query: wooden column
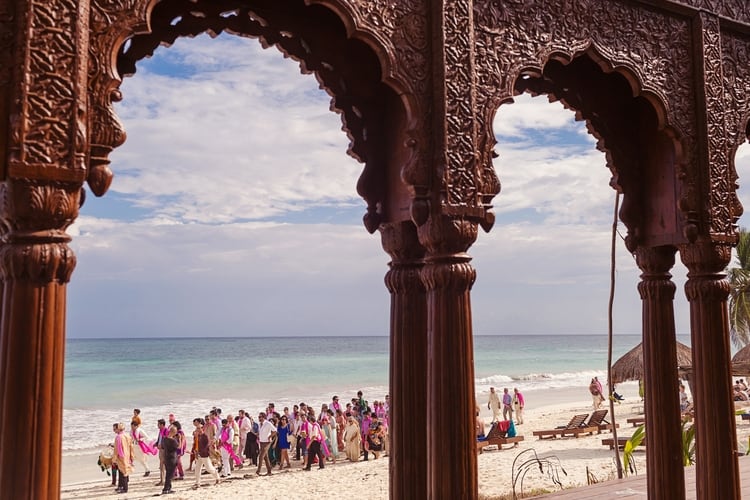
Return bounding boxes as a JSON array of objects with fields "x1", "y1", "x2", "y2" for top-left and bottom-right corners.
[
  {"x1": 681, "y1": 242, "x2": 740, "y2": 500},
  {"x1": 419, "y1": 215, "x2": 478, "y2": 499},
  {"x1": 635, "y1": 246, "x2": 685, "y2": 499},
  {"x1": 381, "y1": 221, "x2": 427, "y2": 500},
  {"x1": 0, "y1": 0, "x2": 88, "y2": 498},
  {"x1": 0, "y1": 183, "x2": 79, "y2": 499}
]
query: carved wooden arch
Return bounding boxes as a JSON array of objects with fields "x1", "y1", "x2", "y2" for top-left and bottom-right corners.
[
  {"x1": 87, "y1": 0, "x2": 429, "y2": 232},
  {"x1": 486, "y1": 47, "x2": 686, "y2": 250},
  {"x1": 473, "y1": 1, "x2": 699, "y2": 248}
]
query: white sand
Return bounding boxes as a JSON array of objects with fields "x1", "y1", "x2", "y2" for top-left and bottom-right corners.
[{"x1": 61, "y1": 382, "x2": 721, "y2": 499}]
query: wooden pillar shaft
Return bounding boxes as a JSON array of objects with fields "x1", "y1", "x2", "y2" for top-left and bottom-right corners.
[
  {"x1": 0, "y1": 224, "x2": 76, "y2": 499},
  {"x1": 636, "y1": 246, "x2": 685, "y2": 499},
  {"x1": 419, "y1": 216, "x2": 478, "y2": 500},
  {"x1": 681, "y1": 243, "x2": 740, "y2": 500},
  {"x1": 381, "y1": 221, "x2": 427, "y2": 500}
]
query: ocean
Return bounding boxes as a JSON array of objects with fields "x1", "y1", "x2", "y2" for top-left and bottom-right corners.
[{"x1": 63, "y1": 334, "x2": 687, "y2": 453}]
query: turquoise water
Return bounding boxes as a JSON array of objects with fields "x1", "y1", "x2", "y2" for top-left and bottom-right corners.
[{"x1": 63, "y1": 334, "x2": 687, "y2": 451}]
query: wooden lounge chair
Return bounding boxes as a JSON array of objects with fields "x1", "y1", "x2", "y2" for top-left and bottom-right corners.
[
  {"x1": 602, "y1": 436, "x2": 646, "y2": 450},
  {"x1": 476, "y1": 421, "x2": 525, "y2": 453},
  {"x1": 627, "y1": 416, "x2": 646, "y2": 427},
  {"x1": 585, "y1": 409, "x2": 618, "y2": 434},
  {"x1": 532, "y1": 413, "x2": 591, "y2": 439}
]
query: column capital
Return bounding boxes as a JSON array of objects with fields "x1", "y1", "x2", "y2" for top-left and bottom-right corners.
[
  {"x1": 679, "y1": 241, "x2": 732, "y2": 275},
  {"x1": 0, "y1": 179, "x2": 79, "y2": 283},
  {"x1": 380, "y1": 221, "x2": 426, "y2": 295},
  {"x1": 636, "y1": 246, "x2": 677, "y2": 301},
  {"x1": 417, "y1": 215, "x2": 477, "y2": 292},
  {"x1": 680, "y1": 241, "x2": 731, "y2": 301}
]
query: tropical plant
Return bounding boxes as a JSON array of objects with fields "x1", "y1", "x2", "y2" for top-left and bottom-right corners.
[
  {"x1": 728, "y1": 228, "x2": 750, "y2": 349},
  {"x1": 681, "y1": 420, "x2": 696, "y2": 466},
  {"x1": 622, "y1": 424, "x2": 645, "y2": 476}
]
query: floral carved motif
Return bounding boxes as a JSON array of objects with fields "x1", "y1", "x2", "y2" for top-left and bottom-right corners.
[
  {"x1": 473, "y1": 0, "x2": 697, "y2": 242},
  {"x1": 87, "y1": 0, "x2": 145, "y2": 196},
  {"x1": 694, "y1": 12, "x2": 736, "y2": 242},
  {"x1": 9, "y1": 0, "x2": 88, "y2": 178},
  {"x1": 0, "y1": 0, "x2": 85, "y2": 285},
  {"x1": 326, "y1": 0, "x2": 431, "y2": 210},
  {"x1": 720, "y1": 30, "x2": 750, "y2": 240}
]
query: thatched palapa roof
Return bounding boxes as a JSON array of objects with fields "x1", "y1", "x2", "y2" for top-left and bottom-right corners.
[{"x1": 611, "y1": 341, "x2": 693, "y2": 385}]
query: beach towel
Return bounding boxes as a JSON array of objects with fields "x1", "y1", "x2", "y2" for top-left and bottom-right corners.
[{"x1": 507, "y1": 420, "x2": 517, "y2": 438}]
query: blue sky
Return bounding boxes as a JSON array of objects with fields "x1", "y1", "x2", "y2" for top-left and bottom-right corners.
[{"x1": 66, "y1": 34, "x2": 750, "y2": 338}]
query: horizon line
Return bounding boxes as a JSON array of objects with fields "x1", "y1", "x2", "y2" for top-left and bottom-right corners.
[{"x1": 66, "y1": 332, "x2": 669, "y2": 340}]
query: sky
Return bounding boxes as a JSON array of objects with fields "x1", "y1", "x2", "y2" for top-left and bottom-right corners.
[{"x1": 66, "y1": 33, "x2": 750, "y2": 339}]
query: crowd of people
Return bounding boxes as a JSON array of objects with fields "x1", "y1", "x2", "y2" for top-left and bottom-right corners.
[
  {"x1": 105, "y1": 391, "x2": 389, "y2": 495},
  {"x1": 486, "y1": 387, "x2": 524, "y2": 425}
]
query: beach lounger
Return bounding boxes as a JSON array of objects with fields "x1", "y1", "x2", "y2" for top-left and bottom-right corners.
[
  {"x1": 585, "y1": 409, "x2": 618, "y2": 434},
  {"x1": 602, "y1": 436, "x2": 646, "y2": 450},
  {"x1": 532, "y1": 413, "x2": 591, "y2": 439},
  {"x1": 627, "y1": 416, "x2": 646, "y2": 427},
  {"x1": 476, "y1": 421, "x2": 525, "y2": 453}
]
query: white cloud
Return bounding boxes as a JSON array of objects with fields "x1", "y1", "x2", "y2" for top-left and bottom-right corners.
[{"x1": 105, "y1": 34, "x2": 362, "y2": 224}]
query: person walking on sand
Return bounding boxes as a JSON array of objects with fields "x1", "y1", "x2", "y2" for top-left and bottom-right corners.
[
  {"x1": 161, "y1": 424, "x2": 179, "y2": 495},
  {"x1": 130, "y1": 421, "x2": 156, "y2": 477},
  {"x1": 192, "y1": 418, "x2": 220, "y2": 490},
  {"x1": 304, "y1": 414, "x2": 326, "y2": 470},
  {"x1": 112, "y1": 422, "x2": 135, "y2": 494},
  {"x1": 589, "y1": 378, "x2": 604, "y2": 409},
  {"x1": 512, "y1": 388, "x2": 525, "y2": 425},
  {"x1": 342, "y1": 415, "x2": 361, "y2": 462},
  {"x1": 487, "y1": 387, "x2": 502, "y2": 422},
  {"x1": 238, "y1": 410, "x2": 251, "y2": 461},
  {"x1": 256, "y1": 412, "x2": 276, "y2": 476},
  {"x1": 219, "y1": 418, "x2": 243, "y2": 477},
  {"x1": 154, "y1": 418, "x2": 168, "y2": 486},
  {"x1": 502, "y1": 387, "x2": 513, "y2": 421}
]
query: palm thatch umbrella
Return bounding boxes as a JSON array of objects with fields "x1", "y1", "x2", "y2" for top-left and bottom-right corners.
[
  {"x1": 611, "y1": 341, "x2": 693, "y2": 385},
  {"x1": 731, "y1": 344, "x2": 750, "y2": 375}
]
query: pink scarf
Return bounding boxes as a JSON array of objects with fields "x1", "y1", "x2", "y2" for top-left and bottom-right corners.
[
  {"x1": 220, "y1": 427, "x2": 242, "y2": 466},
  {"x1": 131, "y1": 429, "x2": 158, "y2": 456}
]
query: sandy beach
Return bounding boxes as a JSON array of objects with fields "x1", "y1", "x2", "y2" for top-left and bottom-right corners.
[{"x1": 60, "y1": 382, "x2": 677, "y2": 499}]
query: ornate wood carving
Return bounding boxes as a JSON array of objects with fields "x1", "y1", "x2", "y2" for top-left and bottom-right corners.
[
  {"x1": 692, "y1": 12, "x2": 737, "y2": 243},
  {"x1": 0, "y1": 0, "x2": 16, "y2": 180},
  {"x1": 719, "y1": 30, "x2": 750, "y2": 236},
  {"x1": 317, "y1": 0, "x2": 431, "y2": 229},
  {"x1": 473, "y1": 0, "x2": 697, "y2": 246},
  {"x1": 8, "y1": 0, "x2": 88, "y2": 184},
  {"x1": 87, "y1": 0, "x2": 430, "y2": 231}
]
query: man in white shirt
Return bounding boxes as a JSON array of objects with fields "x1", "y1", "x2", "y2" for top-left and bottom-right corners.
[
  {"x1": 256, "y1": 413, "x2": 276, "y2": 476},
  {"x1": 487, "y1": 387, "x2": 501, "y2": 422},
  {"x1": 237, "y1": 410, "x2": 252, "y2": 461}
]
